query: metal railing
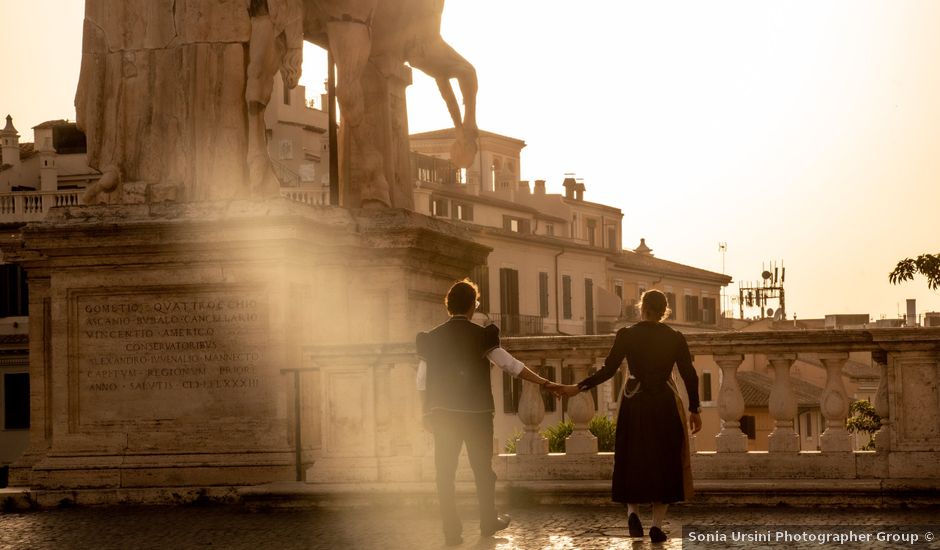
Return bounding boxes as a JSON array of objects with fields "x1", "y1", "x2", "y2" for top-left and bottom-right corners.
[{"x1": 485, "y1": 312, "x2": 545, "y2": 336}]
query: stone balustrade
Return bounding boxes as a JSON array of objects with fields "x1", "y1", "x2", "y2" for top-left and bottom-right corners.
[
  {"x1": 299, "y1": 328, "x2": 940, "y2": 501},
  {"x1": 280, "y1": 187, "x2": 329, "y2": 206},
  {"x1": 0, "y1": 190, "x2": 82, "y2": 221},
  {"x1": 0, "y1": 187, "x2": 325, "y2": 224}
]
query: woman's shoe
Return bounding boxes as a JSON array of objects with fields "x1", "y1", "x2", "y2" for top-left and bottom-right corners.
[
  {"x1": 627, "y1": 513, "x2": 643, "y2": 537},
  {"x1": 649, "y1": 526, "x2": 667, "y2": 543}
]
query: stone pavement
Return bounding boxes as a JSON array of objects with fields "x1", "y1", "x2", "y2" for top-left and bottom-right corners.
[{"x1": 1, "y1": 503, "x2": 938, "y2": 550}]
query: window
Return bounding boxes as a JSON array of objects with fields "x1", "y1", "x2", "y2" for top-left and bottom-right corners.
[
  {"x1": 499, "y1": 268, "x2": 520, "y2": 334},
  {"x1": 562, "y1": 275, "x2": 572, "y2": 319},
  {"x1": 584, "y1": 278, "x2": 595, "y2": 334},
  {"x1": 804, "y1": 413, "x2": 813, "y2": 437},
  {"x1": 502, "y1": 371, "x2": 522, "y2": 413},
  {"x1": 4, "y1": 373, "x2": 29, "y2": 430},
  {"x1": 701, "y1": 372, "x2": 712, "y2": 402},
  {"x1": 684, "y1": 295, "x2": 700, "y2": 323},
  {"x1": 0, "y1": 264, "x2": 29, "y2": 317},
  {"x1": 472, "y1": 265, "x2": 490, "y2": 314},
  {"x1": 607, "y1": 227, "x2": 617, "y2": 251},
  {"x1": 741, "y1": 415, "x2": 756, "y2": 439},
  {"x1": 431, "y1": 198, "x2": 449, "y2": 217},
  {"x1": 587, "y1": 219, "x2": 597, "y2": 246},
  {"x1": 279, "y1": 139, "x2": 293, "y2": 160},
  {"x1": 538, "y1": 272, "x2": 549, "y2": 317},
  {"x1": 540, "y1": 365, "x2": 557, "y2": 412},
  {"x1": 666, "y1": 292, "x2": 677, "y2": 321},
  {"x1": 502, "y1": 216, "x2": 530, "y2": 234},
  {"x1": 702, "y1": 297, "x2": 717, "y2": 324},
  {"x1": 545, "y1": 224, "x2": 554, "y2": 236},
  {"x1": 453, "y1": 203, "x2": 473, "y2": 221},
  {"x1": 614, "y1": 283, "x2": 624, "y2": 317}
]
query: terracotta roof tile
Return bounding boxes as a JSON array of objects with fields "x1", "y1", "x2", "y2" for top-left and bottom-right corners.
[{"x1": 738, "y1": 370, "x2": 823, "y2": 408}]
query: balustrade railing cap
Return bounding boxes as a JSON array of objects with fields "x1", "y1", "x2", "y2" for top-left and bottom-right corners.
[{"x1": 501, "y1": 328, "x2": 940, "y2": 355}]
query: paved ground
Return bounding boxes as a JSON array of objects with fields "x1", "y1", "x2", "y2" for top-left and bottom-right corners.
[
  {"x1": 1, "y1": 504, "x2": 938, "y2": 550},
  {"x1": 0, "y1": 506, "x2": 940, "y2": 550}
]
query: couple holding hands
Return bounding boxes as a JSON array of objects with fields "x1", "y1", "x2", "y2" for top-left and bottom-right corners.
[{"x1": 416, "y1": 279, "x2": 702, "y2": 546}]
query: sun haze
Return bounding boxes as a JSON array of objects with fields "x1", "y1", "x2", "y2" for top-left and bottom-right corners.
[{"x1": 3, "y1": 0, "x2": 938, "y2": 319}]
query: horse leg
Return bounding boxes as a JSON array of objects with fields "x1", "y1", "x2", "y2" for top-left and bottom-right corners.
[
  {"x1": 326, "y1": 20, "x2": 391, "y2": 208},
  {"x1": 411, "y1": 39, "x2": 479, "y2": 167},
  {"x1": 245, "y1": 13, "x2": 282, "y2": 198}
]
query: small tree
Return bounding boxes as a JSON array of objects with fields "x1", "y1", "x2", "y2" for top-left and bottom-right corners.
[
  {"x1": 889, "y1": 253, "x2": 940, "y2": 290},
  {"x1": 503, "y1": 429, "x2": 523, "y2": 454},
  {"x1": 589, "y1": 415, "x2": 617, "y2": 452},
  {"x1": 845, "y1": 399, "x2": 882, "y2": 451},
  {"x1": 541, "y1": 420, "x2": 573, "y2": 453},
  {"x1": 538, "y1": 416, "x2": 617, "y2": 453}
]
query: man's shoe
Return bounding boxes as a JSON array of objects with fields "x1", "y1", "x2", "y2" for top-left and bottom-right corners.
[
  {"x1": 444, "y1": 534, "x2": 463, "y2": 546},
  {"x1": 480, "y1": 514, "x2": 511, "y2": 537},
  {"x1": 649, "y1": 526, "x2": 667, "y2": 543},
  {"x1": 627, "y1": 512, "x2": 643, "y2": 537}
]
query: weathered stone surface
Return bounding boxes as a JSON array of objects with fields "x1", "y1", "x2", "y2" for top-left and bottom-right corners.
[
  {"x1": 5, "y1": 200, "x2": 489, "y2": 490},
  {"x1": 77, "y1": 2, "x2": 253, "y2": 203}
]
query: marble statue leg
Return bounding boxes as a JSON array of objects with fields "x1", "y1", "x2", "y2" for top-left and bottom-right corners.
[
  {"x1": 326, "y1": 20, "x2": 392, "y2": 209},
  {"x1": 246, "y1": 14, "x2": 283, "y2": 199}
]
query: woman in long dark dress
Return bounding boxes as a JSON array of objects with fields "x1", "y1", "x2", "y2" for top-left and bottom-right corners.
[{"x1": 559, "y1": 289, "x2": 702, "y2": 543}]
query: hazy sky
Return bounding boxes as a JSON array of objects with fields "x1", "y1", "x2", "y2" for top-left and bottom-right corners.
[{"x1": 2, "y1": 1, "x2": 938, "y2": 320}]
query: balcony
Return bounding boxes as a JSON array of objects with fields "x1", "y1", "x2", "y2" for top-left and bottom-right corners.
[
  {"x1": 298, "y1": 327, "x2": 940, "y2": 505},
  {"x1": 485, "y1": 312, "x2": 545, "y2": 336}
]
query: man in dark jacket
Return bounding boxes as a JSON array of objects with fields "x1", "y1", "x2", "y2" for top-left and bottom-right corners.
[{"x1": 417, "y1": 279, "x2": 556, "y2": 546}]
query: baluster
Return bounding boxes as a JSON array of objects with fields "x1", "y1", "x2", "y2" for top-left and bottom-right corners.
[
  {"x1": 818, "y1": 352, "x2": 852, "y2": 452},
  {"x1": 767, "y1": 353, "x2": 800, "y2": 452},
  {"x1": 714, "y1": 354, "x2": 747, "y2": 452},
  {"x1": 515, "y1": 358, "x2": 548, "y2": 455},
  {"x1": 871, "y1": 350, "x2": 892, "y2": 451},
  {"x1": 565, "y1": 359, "x2": 598, "y2": 454}
]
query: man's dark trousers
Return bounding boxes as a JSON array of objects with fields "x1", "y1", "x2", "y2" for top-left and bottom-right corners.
[{"x1": 432, "y1": 410, "x2": 497, "y2": 538}]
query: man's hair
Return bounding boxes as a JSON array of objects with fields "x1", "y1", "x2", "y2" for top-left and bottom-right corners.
[
  {"x1": 639, "y1": 289, "x2": 671, "y2": 321},
  {"x1": 446, "y1": 278, "x2": 479, "y2": 315}
]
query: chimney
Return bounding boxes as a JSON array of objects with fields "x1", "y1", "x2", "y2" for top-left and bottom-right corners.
[
  {"x1": 563, "y1": 177, "x2": 576, "y2": 199},
  {"x1": 1, "y1": 115, "x2": 20, "y2": 167},
  {"x1": 518, "y1": 180, "x2": 530, "y2": 195},
  {"x1": 534, "y1": 180, "x2": 546, "y2": 195},
  {"x1": 906, "y1": 299, "x2": 917, "y2": 327},
  {"x1": 634, "y1": 238, "x2": 653, "y2": 256},
  {"x1": 575, "y1": 180, "x2": 586, "y2": 201}
]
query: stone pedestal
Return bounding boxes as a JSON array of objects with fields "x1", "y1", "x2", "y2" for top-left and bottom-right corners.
[
  {"x1": 767, "y1": 353, "x2": 800, "y2": 453},
  {"x1": 5, "y1": 199, "x2": 488, "y2": 489},
  {"x1": 565, "y1": 361, "x2": 598, "y2": 454}
]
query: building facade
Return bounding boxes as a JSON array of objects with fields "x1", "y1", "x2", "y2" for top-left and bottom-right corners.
[{"x1": 410, "y1": 128, "x2": 734, "y2": 444}]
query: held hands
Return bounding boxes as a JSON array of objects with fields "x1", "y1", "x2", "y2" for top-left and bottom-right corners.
[{"x1": 543, "y1": 382, "x2": 580, "y2": 398}]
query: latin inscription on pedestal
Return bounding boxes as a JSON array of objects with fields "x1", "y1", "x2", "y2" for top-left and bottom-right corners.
[{"x1": 70, "y1": 286, "x2": 272, "y2": 426}]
